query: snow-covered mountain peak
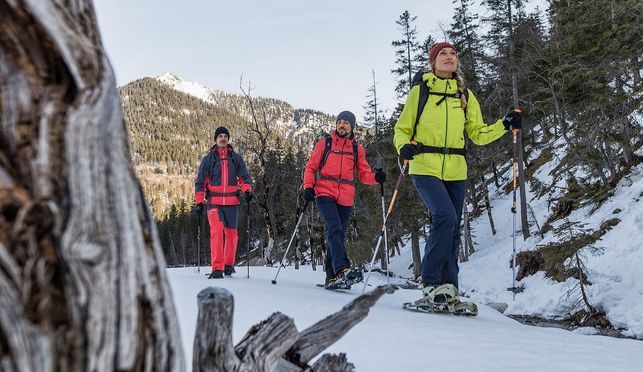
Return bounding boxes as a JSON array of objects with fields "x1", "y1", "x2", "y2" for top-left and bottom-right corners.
[
  {"x1": 157, "y1": 71, "x2": 182, "y2": 82},
  {"x1": 155, "y1": 72, "x2": 217, "y2": 104},
  {"x1": 150, "y1": 72, "x2": 335, "y2": 142}
]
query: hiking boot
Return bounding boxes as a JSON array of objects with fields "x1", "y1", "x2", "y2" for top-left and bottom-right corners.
[
  {"x1": 224, "y1": 265, "x2": 236, "y2": 276},
  {"x1": 208, "y1": 270, "x2": 224, "y2": 279},
  {"x1": 324, "y1": 272, "x2": 334, "y2": 286}
]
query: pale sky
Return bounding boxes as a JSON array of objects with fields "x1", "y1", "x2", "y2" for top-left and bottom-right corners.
[{"x1": 93, "y1": 1, "x2": 538, "y2": 121}]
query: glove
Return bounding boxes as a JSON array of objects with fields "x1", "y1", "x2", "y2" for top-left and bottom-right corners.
[
  {"x1": 502, "y1": 110, "x2": 522, "y2": 130},
  {"x1": 194, "y1": 203, "x2": 204, "y2": 215},
  {"x1": 375, "y1": 168, "x2": 386, "y2": 184},
  {"x1": 303, "y1": 188, "x2": 316, "y2": 202},
  {"x1": 399, "y1": 143, "x2": 419, "y2": 161},
  {"x1": 244, "y1": 191, "x2": 253, "y2": 202}
]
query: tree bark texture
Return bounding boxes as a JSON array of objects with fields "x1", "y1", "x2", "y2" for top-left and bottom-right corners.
[
  {"x1": 0, "y1": 1, "x2": 184, "y2": 370},
  {"x1": 481, "y1": 175, "x2": 497, "y2": 236},
  {"x1": 193, "y1": 286, "x2": 392, "y2": 371}
]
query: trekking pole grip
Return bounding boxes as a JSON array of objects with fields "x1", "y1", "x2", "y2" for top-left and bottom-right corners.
[{"x1": 512, "y1": 108, "x2": 521, "y2": 135}]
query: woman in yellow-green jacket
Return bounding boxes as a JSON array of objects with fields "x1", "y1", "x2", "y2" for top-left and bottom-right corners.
[{"x1": 394, "y1": 42, "x2": 522, "y2": 307}]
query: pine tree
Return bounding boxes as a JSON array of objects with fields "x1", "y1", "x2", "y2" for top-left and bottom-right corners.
[
  {"x1": 391, "y1": 11, "x2": 422, "y2": 99},
  {"x1": 363, "y1": 69, "x2": 387, "y2": 136},
  {"x1": 448, "y1": 0, "x2": 483, "y2": 92},
  {"x1": 414, "y1": 35, "x2": 435, "y2": 73}
]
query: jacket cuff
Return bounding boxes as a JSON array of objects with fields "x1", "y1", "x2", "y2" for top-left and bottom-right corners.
[{"x1": 195, "y1": 192, "x2": 205, "y2": 204}]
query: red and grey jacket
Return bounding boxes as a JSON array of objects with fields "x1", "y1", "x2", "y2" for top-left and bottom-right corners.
[
  {"x1": 303, "y1": 131, "x2": 377, "y2": 207},
  {"x1": 194, "y1": 145, "x2": 252, "y2": 207}
]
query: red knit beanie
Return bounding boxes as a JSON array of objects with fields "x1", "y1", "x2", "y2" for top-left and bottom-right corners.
[{"x1": 429, "y1": 42, "x2": 457, "y2": 65}]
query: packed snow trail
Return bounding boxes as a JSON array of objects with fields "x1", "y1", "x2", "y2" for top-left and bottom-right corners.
[{"x1": 168, "y1": 266, "x2": 641, "y2": 372}]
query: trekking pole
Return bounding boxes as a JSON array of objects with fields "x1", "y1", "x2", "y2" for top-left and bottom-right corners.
[
  {"x1": 362, "y1": 160, "x2": 409, "y2": 293},
  {"x1": 246, "y1": 200, "x2": 251, "y2": 279},
  {"x1": 380, "y1": 181, "x2": 391, "y2": 286},
  {"x1": 508, "y1": 109, "x2": 522, "y2": 299},
  {"x1": 271, "y1": 201, "x2": 310, "y2": 284},
  {"x1": 196, "y1": 212, "x2": 201, "y2": 274}
]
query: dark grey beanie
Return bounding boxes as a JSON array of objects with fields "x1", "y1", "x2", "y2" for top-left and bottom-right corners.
[
  {"x1": 336, "y1": 111, "x2": 356, "y2": 129},
  {"x1": 214, "y1": 126, "x2": 230, "y2": 139}
]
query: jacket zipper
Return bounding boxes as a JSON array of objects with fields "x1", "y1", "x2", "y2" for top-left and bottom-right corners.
[
  {"x1": 339, "y1": 137, "x2": 346, "y2": 193},
  {"x1": 222, "y1": 149, "x2": 228, "y2": 206},
  {"x1": 441, "y1": 81, "x2": 450, "y2": 179}
]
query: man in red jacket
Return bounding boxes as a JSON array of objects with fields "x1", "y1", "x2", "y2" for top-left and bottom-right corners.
[
  {"x1": 303, "y1": 111, "x2": 386, "y2": 289},
  {"x1": 195, "y1": 126, "x2": 253, "y2": 279}
]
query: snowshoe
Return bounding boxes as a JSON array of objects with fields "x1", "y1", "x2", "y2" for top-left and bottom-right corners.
[
  {"x1": 402, "y1": 283, "x2": 477, "y2": 316},
  {"x1": 402, "y1": 301, "x2": 452, "y2": 314},
  {"x1": 324, "y1": 267, "x2": 360, "y2": 290},
  {"x1": 402, "y1": 300, "x2": 479, "y2": 316},
  {"x1": 324, "y1": 280, "x2": 352, "y2": 290},
  {"x1": 414, "y1": 284, "x2": 460, "y2": 305},
  {"x1": 453, "y1": 301, "x2": 478, "y2": 316},
  {"x1": 345, "y1": 266, "x2": 364, "y2": 283}
]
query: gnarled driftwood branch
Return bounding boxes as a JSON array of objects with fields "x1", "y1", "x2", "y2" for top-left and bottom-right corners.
[{"x1": 193, "y1": 285, "x2": 394, "y2": 371}]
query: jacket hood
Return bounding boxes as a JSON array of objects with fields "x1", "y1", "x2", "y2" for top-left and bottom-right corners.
[{"x1": 421, "y1": 72, "x2": 460, "y2": 94}]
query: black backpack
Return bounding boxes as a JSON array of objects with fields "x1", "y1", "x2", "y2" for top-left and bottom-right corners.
[{"x1": 411, "y1": 70, "x2": 469, "y2": 142}]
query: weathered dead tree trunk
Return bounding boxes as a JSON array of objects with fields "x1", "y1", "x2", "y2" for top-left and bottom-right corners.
[
  {"x1": 0, "y1": 1, "x2": 184, "y2": 370},
  {"x1": 193, "y1": 285, "x2": 393, "y2": 371}
]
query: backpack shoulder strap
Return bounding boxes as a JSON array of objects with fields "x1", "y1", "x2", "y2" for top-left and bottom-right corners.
[
  {"x1": 411, "y1": 73, "x2": 470, "y2": 141},
  {"x1": 209, "y1": 147, "x2": 217, "y2": 167},
  {"x1": 318, "y1": 133, "x2": 333, "y2": 170},
  {"x1": 318, "y1": 134, "x2": 359, "y2": 172},
  {"x1": 412, "y1": 77, "x2": 430, "y2": 142},
  {"x1": 229, "y1": 149, "x2": 240, "y2": 173},
  {"x1": 463, "y1": 88, "x2": 470, "y2": 119},
  {"x1": 209, "y1": 147, "x2": 240, "y2": 176},
  {"x1": 352, "y1": 139, "x2": 359, "y2": 167}
]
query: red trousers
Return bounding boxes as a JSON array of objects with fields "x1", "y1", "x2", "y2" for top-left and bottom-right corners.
[{"x1": 207, "y1": 205, "x2": 238, "y2": 271}]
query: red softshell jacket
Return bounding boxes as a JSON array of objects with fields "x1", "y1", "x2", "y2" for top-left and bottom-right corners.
[{"x1": 303, "y1": 131, "x2": 377, "y2": 206}]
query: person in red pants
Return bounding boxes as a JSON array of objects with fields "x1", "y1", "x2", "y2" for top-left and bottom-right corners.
[{"x1": 194, "y1": 126, "x2": 253, "y2": 279}]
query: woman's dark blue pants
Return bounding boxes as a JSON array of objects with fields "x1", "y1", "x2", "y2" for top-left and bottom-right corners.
[{"x1": 412, "y1": 175, "x2": 466, "y2": 288}]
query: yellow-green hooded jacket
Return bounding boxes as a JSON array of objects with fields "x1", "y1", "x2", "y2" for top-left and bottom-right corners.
[{"x1": 394, "y1": 72, "x2": 506, "y2": 180}]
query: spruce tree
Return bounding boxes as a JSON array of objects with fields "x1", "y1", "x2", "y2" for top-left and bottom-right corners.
[
  {"x1": 363, "y1": 69, "x2": 388, "y2": 136},
  {"x1": 391, "y1": 11, "x2": 422, "y2": 99},
  {"x1": 448, "y1": 0, "x2": 483, "y2": 92}
]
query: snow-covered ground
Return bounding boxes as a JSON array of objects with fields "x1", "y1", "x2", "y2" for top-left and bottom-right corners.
[
  {"x1": 167, "y1": 139, "x2": 643, "y2": 370},
  {"x1": 168, "y1": 264, "x2": 642, "y2": 371},
  {"x1": 459, "y1": 158, "x2": 643, "y2": 338}
]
